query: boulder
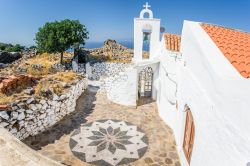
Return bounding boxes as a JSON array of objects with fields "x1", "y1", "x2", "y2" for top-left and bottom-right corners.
[
  {"x1": 23, "y1": 88, "x2": 35, "y2": 95},
  {"x1": 39, "y1": 100, "x2": 46, "y2": 105},
  {"x1": 0, "y1": 111, "x2": 9, "y2": 120},
  {"x1": 51, "y1": 63, "x2": 65, "y2": 72},
  {"x1": 25, "y1": 109, "x2": 33, "y2": 114},
  {"x1": 53, "y1": 94, "x2": 59, "y2": 101},
  {"x1": 0, "y1": 122, "x2": 9, "y2": 127},
  {"x1": 10, "y1": 112, "x2": 18, "y2": 119},
  {"x1": 39, "y1": 113, "x2": 46, "y2": 119},
  {"x1": 31, "y1": 64, "x2": 43, "y2": 70},
  {"x1": 0, "y1": 63, "x2": 7, "y2": 68},
  {"x1": 0, "y1": 52, "x2": 21, "y2": 64},
  {"x1": 26, "y1": 97, "x2": 35, "y2": 104},
  {"x1": 29, "y1": 104, "x2": 37, "y2": 111},
  {"x1": 17, "y1": 112, "x2": 25, "y2": 120}
]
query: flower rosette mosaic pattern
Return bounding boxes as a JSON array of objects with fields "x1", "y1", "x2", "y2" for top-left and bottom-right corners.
[{"x1": 69, "y1": 119, "x2": 148, "y2": 166}]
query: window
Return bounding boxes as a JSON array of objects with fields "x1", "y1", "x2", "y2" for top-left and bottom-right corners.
[{"x1": 183, "y1": 107, "x2": 195, "y2": 164}]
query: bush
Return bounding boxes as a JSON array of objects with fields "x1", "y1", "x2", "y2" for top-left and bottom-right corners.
[{"x1": 0, "y1": 43, "x2": 25, "y2": 52}]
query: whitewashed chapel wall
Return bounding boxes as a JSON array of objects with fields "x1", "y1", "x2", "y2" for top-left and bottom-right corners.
[
  {"x1": 176, "y1": 21, "x2": 250, "y2": 166},
  {"x1": 157, "y1": 48, "x2": 182, "y2": 132}
]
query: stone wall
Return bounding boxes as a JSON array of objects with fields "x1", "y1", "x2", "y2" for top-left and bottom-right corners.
[
  {"x1": 78, "y1": 62, "x2": 137, "y2": 106},
  {"x1": 105, "y1": 67, "x2": 137, "y2": 106},
  {"x1": 0, "y1": 79, "x2": 87, "y2": 140},
  {"x1": 88, "y1": 62, "x2": 132, "y2": 80},
  {"x1": 82, "y1": 62, "x2": 137, "y2": 106}
]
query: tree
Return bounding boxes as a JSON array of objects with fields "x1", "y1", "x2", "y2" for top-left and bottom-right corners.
[
  {"x1": 0, "y1": 44, "x2": 6, "y2": 51},
  {"x1": 29, "y1": 45, "x2": 37, "y2": 49},
  {"x1": 12, "y1": 44, "x2": 25, "y2": 52},
  {"x1": 1, "y1": 43, "x2": 25, "y2": 52},
  {"x1": 35, "y1": 19, "x2": 89, "y2": 64}
]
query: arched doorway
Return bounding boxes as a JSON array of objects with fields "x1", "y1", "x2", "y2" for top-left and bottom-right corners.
[{"x1": 138, "y1": 67, "x2": 153, "y2": 98}]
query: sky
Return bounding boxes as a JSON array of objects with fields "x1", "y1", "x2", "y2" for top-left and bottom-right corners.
[{"x1": 0, "y1": 0, "x2": 249, "y2": 46}]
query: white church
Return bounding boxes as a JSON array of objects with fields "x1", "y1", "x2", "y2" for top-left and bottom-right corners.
[{"x1": 104, "y1": 2, "x2": 250, "y2": 166}]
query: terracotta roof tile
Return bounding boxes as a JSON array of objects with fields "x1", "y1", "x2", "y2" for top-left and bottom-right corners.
[
  {"x1": 201, "y1": 23, "x2": 250, "y2": 78},
  {"x1": 164, "y1": 33, "x2": 181, "y2": 52}
]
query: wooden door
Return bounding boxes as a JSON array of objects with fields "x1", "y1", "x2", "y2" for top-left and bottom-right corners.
[{"x1": 183, "y1": 108, "x2": 195, "y2": 164}]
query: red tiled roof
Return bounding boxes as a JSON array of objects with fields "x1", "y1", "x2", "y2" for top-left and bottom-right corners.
[
  {"x1": 201, "y1": 23, "x2": 250, "y2": 78},
  {"x1": 164, "y1": 33, "x2": 181, "y2": 52}
]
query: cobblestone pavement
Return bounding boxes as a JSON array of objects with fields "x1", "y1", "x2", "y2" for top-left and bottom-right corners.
[{"x1": 23, "y1": 85, "x2": 180, "y2": 166}]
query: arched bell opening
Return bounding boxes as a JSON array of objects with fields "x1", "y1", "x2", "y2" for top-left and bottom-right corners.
[
  {"x1": 143, "y1": 12, "x2": 150, "y2": 19},
  {"x1": 142, "y1": 24, "x2": 152, "y2": 59}
]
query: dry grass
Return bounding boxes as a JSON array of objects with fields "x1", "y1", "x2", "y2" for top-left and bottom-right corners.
[
  {"x1": 0, "y1": 53, "x2": 77, "y2": 104},
  {"x1": 34, "y1": 80, "x2": 48, "y2": 96},
  {"x1": 34, "y1": 71, "x2": 80, "y2": 96},
  {"x1": 52, "y1": 84, "x2": 63, "y2": 95},
  {"x1": 63, "y1": 52, "x2": 74, "y2": 62},
  {"x1": 34, "y1": 79, "x2": 63, "y2": 96},
  {"x1": 0, "y1": 93, "x2": 14, "y2": 105},
  {"x1": 0, "y1": 92, "x2": 30, "y2": 105},
  {"x1": 27, "y1": 53, "x2": 59, "y2": 64},
  {"x1": 25, "y1": 53, "x2": 59, "y2": 76},
  {"x1": 53, "y1": 71, "x2": 79, "y2": 83},
  {"x1": 106, "y1": 59, "x2": 131, "y2": 63},
  {"x1": 18, "y1": 52, "x2": 74, "y2": 76}
]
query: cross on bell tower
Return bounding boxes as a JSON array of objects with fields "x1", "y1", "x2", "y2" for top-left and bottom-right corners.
[{"x1": 143, "y1": 2, "x2": 151, "y2": 9}]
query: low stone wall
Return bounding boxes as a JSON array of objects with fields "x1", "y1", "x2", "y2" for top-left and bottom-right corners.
[
  {"x1": 0, "y1": 79, "x2": 87, "y2": 140},
  {"x1": 88, "y1": 62, "x2": 132, "y2": 80},
  {"x1": 79, "y1": 62, "x2": 137, "y2": 106},
  {"x1": 83, "y1": 62, "x2": 137, "y2": 106}
]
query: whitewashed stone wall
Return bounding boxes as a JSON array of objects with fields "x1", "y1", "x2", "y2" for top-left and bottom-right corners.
[
  {"x1": 82, "y1": 62, "x2": 137, "y2": 106},
  {"x1": 105, "y1": 67, "x2": 137, "y2": 106},
  {"x1": 78, "y1": 63, "x2": 86, "y2": 73},
  {"x1": 88, "y1": 62, "x2": 132, "y2": 80},
  {"x1": 0, "y1": 79, "x2": 87, "y2": 140}
]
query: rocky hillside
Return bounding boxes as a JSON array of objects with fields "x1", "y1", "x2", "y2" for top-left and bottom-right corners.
[{"x1": 85, "y1": 39, "x2": 133, "y2": 62}]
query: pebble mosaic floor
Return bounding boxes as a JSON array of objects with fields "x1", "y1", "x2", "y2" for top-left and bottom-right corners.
[
  {"x1": 70, "y1": 119, "x2": 148, "y2": 166},
  {"x1": 23, "y1": 85, "x2": 180, "y2": 166}
]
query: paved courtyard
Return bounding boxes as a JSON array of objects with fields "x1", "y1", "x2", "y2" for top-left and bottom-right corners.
[{"x1": 23, "y1": 85, "x2": 180, "y2": 166}]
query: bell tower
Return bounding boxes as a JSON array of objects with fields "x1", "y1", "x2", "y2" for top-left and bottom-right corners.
[{"x1": 133, "y1": 2, "x2": 161, "y2": 63}]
